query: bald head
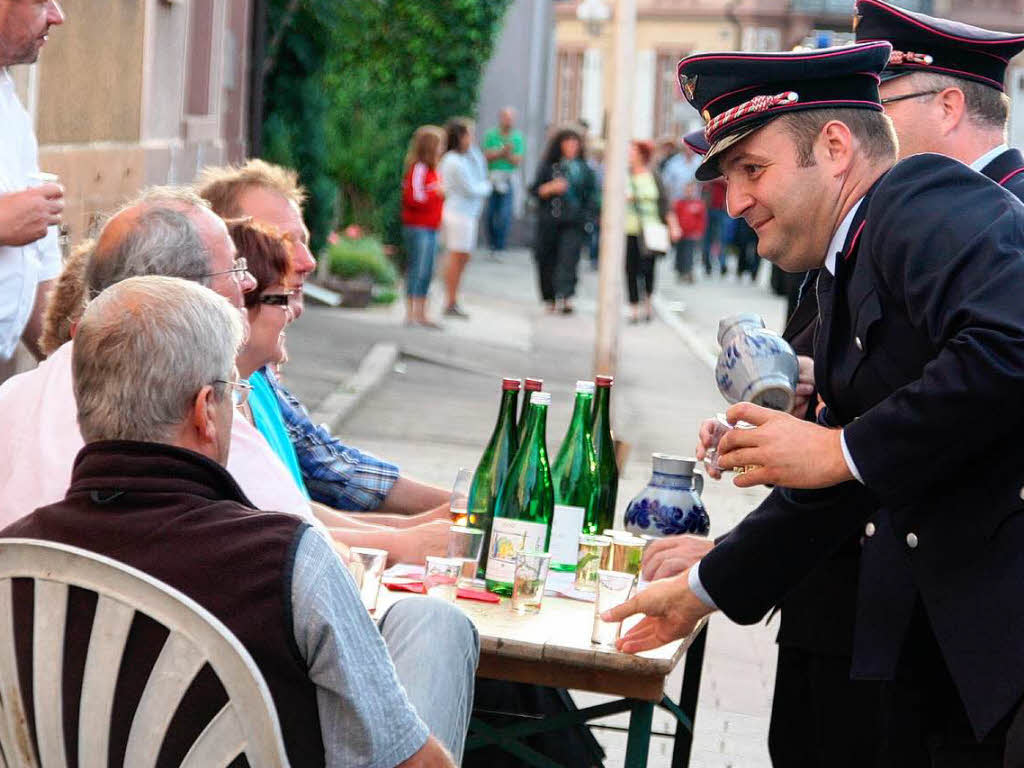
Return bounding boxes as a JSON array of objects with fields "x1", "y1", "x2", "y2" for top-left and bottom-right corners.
[
  {"x1": 85, "y1": 186, "x2": 246, "y2": 308},
  {"x1": 499, "y1": 107, "x2": 516, "y2": 130}
]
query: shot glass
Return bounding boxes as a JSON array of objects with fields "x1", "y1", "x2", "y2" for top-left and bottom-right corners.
[
  {"x1": 610, "y1": 536, "x2": 647, "y2": 576},
  {"x1": 424, "y1": 556, "x2": 462, "y2": 602},
  {"x1": 703, "y1": 414, "x2": 757, "y2": 473},
  {"x1": 592, "y1": 569, "x2": 636, "y2": 646},
  {"x1": 347, "y1": 547, "x2": 388, "y2": 612},
  {"x1": 511, "y1": 551, "x2": 551, "y2": 614},
  {"x1": 573, "y1": 534, "x2": 612, "y2": 592},
  {"x1": 447, "y1": 525, "x2": 485, "y2": 587}
]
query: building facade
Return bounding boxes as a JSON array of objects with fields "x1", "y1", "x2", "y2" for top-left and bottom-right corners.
[
  {"x1": 554, "y1": 0, "x2": 1024, "y2": 144},
  {"x1": 9, "y1": 0, "x2": 252, "y2": 244}
]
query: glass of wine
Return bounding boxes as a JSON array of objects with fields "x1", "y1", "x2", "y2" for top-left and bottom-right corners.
[{"x1": 449, "y1": 467, "x2": 474, "y2": 526}]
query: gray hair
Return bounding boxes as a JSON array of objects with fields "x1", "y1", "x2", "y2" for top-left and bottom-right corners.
[
  {"x1": 73, "y1": 276, "x2": 244, "y2": 444},
  {"x1": 905, "y1": 72, "x2": 1009, "y2": 132},
  {"x1": 85, "y1": 186, "x2": 214, "y2": 298}
]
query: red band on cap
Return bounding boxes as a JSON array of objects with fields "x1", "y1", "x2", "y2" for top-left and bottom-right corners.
[
  {"x1": 889, "y1": 50, "x2": 933, "y2": 66},
  {"x1": 705, "y1": 91, "x2": 799, "y2": 143}
]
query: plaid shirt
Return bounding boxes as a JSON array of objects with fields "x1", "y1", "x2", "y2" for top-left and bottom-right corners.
[{"x1": 265, "y1": 368, "x2": 400, "y2": 511}]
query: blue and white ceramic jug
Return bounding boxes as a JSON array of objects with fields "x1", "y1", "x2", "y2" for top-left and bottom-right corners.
[
  {"x1": 624, "y1": 454, "x2": 709, "y2": 538},
  {"x1": 715, "y1": 313, "x2": 798, "y2": 412}
]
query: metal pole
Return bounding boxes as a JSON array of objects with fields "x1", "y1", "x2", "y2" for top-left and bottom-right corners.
[{"x1": 593, "y1": 0, "x2": 636, "y2": 377}]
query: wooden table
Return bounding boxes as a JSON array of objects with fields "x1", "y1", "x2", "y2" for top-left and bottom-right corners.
[{"x1": 377, "y1": 588, "x2": 708, "y2": 767}]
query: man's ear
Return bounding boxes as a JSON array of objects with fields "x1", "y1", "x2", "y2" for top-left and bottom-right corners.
[
  {"x1": 821, "y1": 120, "x2": 856, "y2": 172},
  {"x1": 189, "y1": 384, "x2": 219, "y2": 446},
  {"x1": 937, "y1": 87, "x2": 967, "y2": 135}
]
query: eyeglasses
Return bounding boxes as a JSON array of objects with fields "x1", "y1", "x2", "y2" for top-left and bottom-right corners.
[
  {"x1": 214, "y1": 377, "x2": 253, "y2": 408},
  {"x1": 198, "y1": 257, "x2": 249, "y2": 280},
  {"x1": 880, "y1": 90, "x2": 942, "y2": 106},
  {"x1": 257, "y1": 292, "x2": 293, "y2": 307}
]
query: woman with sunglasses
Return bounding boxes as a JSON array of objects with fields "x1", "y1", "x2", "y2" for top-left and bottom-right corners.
[{"x1": 229, "y1": 220, "x2": 308, "y2": 498}]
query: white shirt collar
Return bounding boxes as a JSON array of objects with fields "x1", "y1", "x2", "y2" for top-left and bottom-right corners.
[
  {"x1": 823, "y1": 197, "x2": 865, "y2": 275},
  {"x1": 969, "y1": 144, "x2": 1009, "y2": 173}
]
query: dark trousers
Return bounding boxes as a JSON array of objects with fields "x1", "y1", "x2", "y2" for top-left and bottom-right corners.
[
  {"x1": 675, "y1": 238, "x2": 697, "y2": 276},
  {"x1": 625, "y1": 234, "x2": 655, "y2": 304},
  {"x1": 534, "y1": 222, "x2": 585, "y2": 301},
  {"x1": 486, "y1": 190, "x2": 513, "y2": 252},
  {"x1": 768, "y1": 645, "x2": 883, "y2": 768},
  {"x1": 873, "y1": 604, "x2": 1016, "y2": 768},
  {"x1": 702, "y1": 209, "x2": 729, "y2": 273}
]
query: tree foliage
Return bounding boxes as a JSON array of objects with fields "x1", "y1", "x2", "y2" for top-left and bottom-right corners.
[{"x1": 261, "y1": 0, "x2": 512, "y2": 254}]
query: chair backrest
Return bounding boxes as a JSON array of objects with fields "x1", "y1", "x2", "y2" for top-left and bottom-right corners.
[{"x1": 0, "y1": 539, "x2": 291, "y2": 768}]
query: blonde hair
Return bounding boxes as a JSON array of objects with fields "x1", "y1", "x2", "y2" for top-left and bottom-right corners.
[
  {"x1": 404, "y1": 125, "x2": 445, "y2": 172},
  {"x1": 196, "y1": 159, "x2": 307, "y2": 219},
  {"x1": 41, "y1": 239, "x2": 94, "y2": 356}
]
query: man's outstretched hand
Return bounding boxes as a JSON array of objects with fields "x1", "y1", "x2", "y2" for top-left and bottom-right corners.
[{"x1": 602, "y1": 570, "x2": 714, "y2": 654}]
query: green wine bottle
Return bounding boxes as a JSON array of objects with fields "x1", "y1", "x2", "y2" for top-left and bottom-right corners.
[
  {"x1": 485, "y1": 391, "x2": 554, "y2": 596},
  {"x1": 518, "y1": 378, "x2": 543, "y2": 440},
  {"x1": 590, "y1": 375, "x2": 619, "y2": 534},
  {"x1": 468, "y1": 377, "x2": 521, "y2": 576},
  {"x1": 550, "y1": 380, "x2": 599, "y2": 571}
]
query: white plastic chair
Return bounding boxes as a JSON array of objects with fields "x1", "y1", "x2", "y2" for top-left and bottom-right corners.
[{"x1": 0, "y1": 539, "x2": 291, "y2": 768}]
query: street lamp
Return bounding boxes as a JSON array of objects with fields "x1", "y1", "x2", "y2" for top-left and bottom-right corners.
[{"x1": 576, "y1": 0, "x2": 611, "y2": 37}]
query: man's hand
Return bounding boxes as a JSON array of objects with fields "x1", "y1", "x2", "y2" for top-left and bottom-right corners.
[
  {"x1": 602, "y1": 570, "x2": 714, "y2": 654},
  {"x1": 391, "y1": 519, "x2": 451, "y2": 564},
  {"x1": 718, "y1": 403, "x2": 852, "y2": 489},
  {"x1": 695, "y1": 418, "x2": 724, "y2": 480},
  {"x1": 0, "y1": 185, "x2": 64, "y2": 246},
  {"x1": 790, "y1": 355, "x2": 815, "y2": 417},
  {"x1": 642, "y1": 535, "x2": 714, "y2": 581}
]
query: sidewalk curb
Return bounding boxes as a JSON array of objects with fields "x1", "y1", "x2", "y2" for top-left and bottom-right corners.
[
  {"x1": 309, "y1": 342, "x2": 400, "y2": 432},
  {"x1": 651, "y1": 295, "x2": 717, "y2": 371}
]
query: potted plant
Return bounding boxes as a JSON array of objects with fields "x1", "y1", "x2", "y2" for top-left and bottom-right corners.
[{"x1": 322, "y1": 226, "x2": 398, "y2": 308}]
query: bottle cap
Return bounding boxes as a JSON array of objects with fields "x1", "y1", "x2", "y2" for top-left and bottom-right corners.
[
  {"x1": 595, "y1": 375, "x2": 614, "y2": 388},
  {"x1": 530, "y1": 391, "x2": 552, "y2": 406},
  {"x1": 575, "y1": 380, "x2": 596, "y2": 395},
  {"x1": 524, "y1": 378, "x2": 544, "y2": 391},
  {"x1": 502, "y1": 377, "x2": 522, "y2": 390}
]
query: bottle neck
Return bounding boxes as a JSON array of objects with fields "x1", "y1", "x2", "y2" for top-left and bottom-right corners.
[
  {"x1": 523, "y1": 403, "x2": 548, "y2": 452},
  {"x1": 568, "y1": 393, "x2": 593, "y2": 439},
  {"x1": 499, "y1": 389, "x2": 519, "y2": 427},
  {"x1": 591, "y1": 387, "x2": 611, "y2": 432}
]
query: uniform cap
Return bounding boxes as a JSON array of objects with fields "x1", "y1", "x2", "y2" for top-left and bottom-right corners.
[
  {"x1": 677, "y1": 42, "x2": 892, "y2": 180},
  {"x1": 855, "y1": 0, "x2": 1024, "y2": 91}
]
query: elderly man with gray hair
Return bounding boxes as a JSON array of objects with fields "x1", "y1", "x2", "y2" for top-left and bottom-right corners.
[
  {"x1": 0, "y1": 187, "x2": 480, "y2": 763},
  {"x1": 1, "y1": 275, "x2": 462, "y2": 767}
]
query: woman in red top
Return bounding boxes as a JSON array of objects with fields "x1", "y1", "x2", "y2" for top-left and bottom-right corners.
[{"x1": 401, "y1": 125, "x2": 445, "y2": 328}]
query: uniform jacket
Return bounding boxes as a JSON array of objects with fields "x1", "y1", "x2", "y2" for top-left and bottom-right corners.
[
  {"x1": 699, "y1": 153, "x2": 1024, "y2": 739},
  {"x1": 772, "y1": 147, "x2": 1024, "y2": 658}
]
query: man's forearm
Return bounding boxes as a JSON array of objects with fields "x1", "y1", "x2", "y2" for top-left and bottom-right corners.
[
  {"x1": 349, "y1": 505, "x2": 450, "y2": 529},
  {"x1": 20, "y1": 279, "x2": 54, "y2": 361},
  {"x1": 376, "y1": 476, "x2": 449, "y2": 515}
]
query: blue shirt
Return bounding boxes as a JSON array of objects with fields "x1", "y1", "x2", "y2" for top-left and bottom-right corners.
[
  {"x1": 291, "y1": 527, "x2": 429, "y2": 766},
  {"x1": 249, "y1": 369, "x2": 309, "y2": 498},
  {"x1": 265, "y1": 369, "x2": 401, "y2": 511}
]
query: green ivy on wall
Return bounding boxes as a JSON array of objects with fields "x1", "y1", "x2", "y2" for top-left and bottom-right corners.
[{"x1": 260, "y1": 0, "x2": 512, "y2": 256}]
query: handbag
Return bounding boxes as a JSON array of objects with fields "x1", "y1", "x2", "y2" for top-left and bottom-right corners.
[{"x1": 630, "y1": 176, "x2": 668, "y2": 258}]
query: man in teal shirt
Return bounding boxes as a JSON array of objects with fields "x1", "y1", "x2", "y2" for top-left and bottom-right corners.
[{"x1": 482, "y1": 107, "x2": 524, "y2": 256}]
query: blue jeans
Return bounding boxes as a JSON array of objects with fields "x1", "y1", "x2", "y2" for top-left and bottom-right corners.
[
  {"x1": 486, "y1": 190, "x2": 513, "y2": 252},
  {"x1": 404, "y1": 226, "x2": 438, "y2": 297},
  {"x1": 378, "y1": 597, "x2": 480, "y2": 764}
]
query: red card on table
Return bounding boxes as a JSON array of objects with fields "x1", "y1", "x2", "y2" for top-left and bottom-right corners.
[{"x1": 384, "y1": 581, "x2": 500, "y2": 603}]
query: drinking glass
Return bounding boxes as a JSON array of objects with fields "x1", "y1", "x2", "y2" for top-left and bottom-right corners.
[
  {"x1": 703, "y1": 414, "x2": 758, "y2": 473},
  {"x1": 512, "y1": 552, "x2": 551, "y2": 614},
  {"x1": 424, "y1": 556, "x2": 462, "y2": 602},
  {"x1": 610, "y1": 536, "x2": 647, "y2": 576},
  {"x1": 449, "y1": 467, "x2": 473, "y2": 526},
  {"x1": 574, "y1": 534, "x2": 612, "y2": 592},
  {"x1": 347, "y1": 547, "x2": 388, "y2": 612},
  {"x1": 447, "y1": 525, "x2": 485, "y2": 587},
  {"x1": 592, "y1": 570, "x2": 636, "y2": 646}
]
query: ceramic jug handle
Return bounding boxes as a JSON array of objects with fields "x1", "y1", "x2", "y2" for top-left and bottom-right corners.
[{"x1": 694, "y1": 473, "x2": 704, "y2": 495}]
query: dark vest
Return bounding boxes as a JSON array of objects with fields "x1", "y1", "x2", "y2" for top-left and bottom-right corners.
[{"x1": 0, "y1": 440, "x2": 325, "y2": 767}]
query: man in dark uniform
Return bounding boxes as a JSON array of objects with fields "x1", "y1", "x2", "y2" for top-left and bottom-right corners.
[{"x1": 607, "y1": 41, "x2": 1024, "y2": 767}]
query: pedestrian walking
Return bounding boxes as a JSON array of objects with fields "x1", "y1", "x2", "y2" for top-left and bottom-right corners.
[
  {"x1": 672, "y1": 183, "x2": 706, "y2": 283},
  {"x1": 482, "y1": 107, "x2": 524, "y2": 258},
  {"x1": 401, "y1": 125, "x2": 446, "y2": 329},
  {"x1": 0, "y1": 0, "x2": 65, "y2": 378},
  {"x1": 439, "y1": 118, "x2": 491, "y2": 320},
  {"x1": 732, "y1": 218, "x2": 760, "y2": 281},
  {"x1": 528, "y1": 127, "x2": 597, "y2": 314},
  {"x1": 625, "y1": 140, "x2": 677, "y2": 324},
  {"x1": 586, "y1": 139, "x2": 605, "y2": 270},
  {"x1": 700, "y1": 177, "x2": 729, "y2": 276}
]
